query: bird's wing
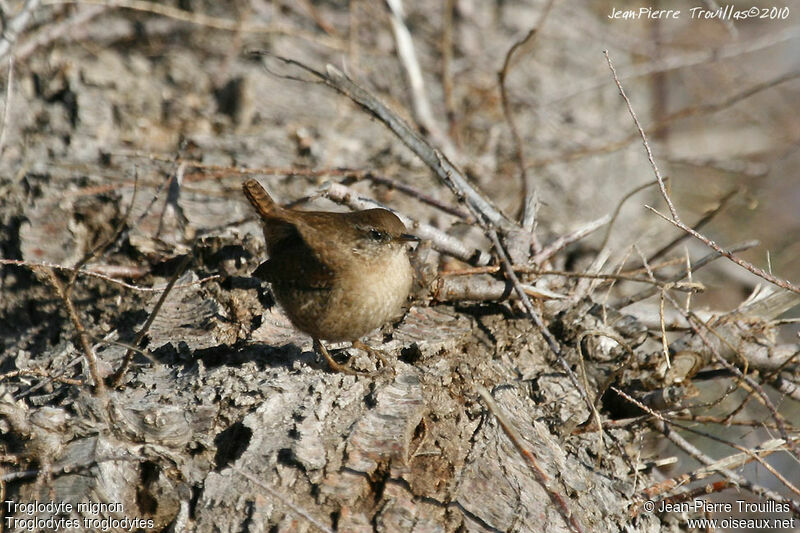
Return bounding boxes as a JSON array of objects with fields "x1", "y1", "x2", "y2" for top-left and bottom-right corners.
[{"x1": 252, "y1": 235, "x2": 335, "y2": 290}]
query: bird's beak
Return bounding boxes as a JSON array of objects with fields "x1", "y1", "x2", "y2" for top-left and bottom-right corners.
[{"x1": 398, "y1": 233, "x2": 420, "y2": 242}]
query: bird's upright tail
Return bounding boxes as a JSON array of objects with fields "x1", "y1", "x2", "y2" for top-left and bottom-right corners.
[{"x1": 242, "y1": 179, "x2": 279, "y2": 219}]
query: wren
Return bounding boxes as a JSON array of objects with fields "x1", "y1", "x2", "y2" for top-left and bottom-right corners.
[{"x1": 242, "y1": 179, "x2": 417, "y2": 374}]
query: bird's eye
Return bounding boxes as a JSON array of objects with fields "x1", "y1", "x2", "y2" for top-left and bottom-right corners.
[{"x1": 368, "y1": 229, "x2": 386, "y2": 241}]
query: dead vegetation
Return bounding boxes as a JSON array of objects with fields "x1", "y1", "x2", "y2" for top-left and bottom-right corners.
[{"x1": 0, "y1": 1, "x2": 799, "y2": 531}]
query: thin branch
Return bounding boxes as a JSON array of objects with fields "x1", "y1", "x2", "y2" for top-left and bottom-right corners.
[
  {"x1": 476, "y1": 386, "x2": 584, "y2": 533},
  {"x1": 616, "y1": 240, "x2": 758, "y2": 308},
  {"x1": 686, "y1": 311, "x2": 800, "y2": 460},
  {"x1": 248, "y1": 52, "x2": 515, "y2": 232},
  {"x1": 647, "y1": 188, "x2": 737, "y2": 264},
  {"x1": 0, "y1": 56, "x2": 14, "y2": 155},
  {"x1": 0, "y1": 367, "x2": 84, "y2": 386},
  {"x1": 532, "y1": 214, "x2": 610, "y2": 265},
  {"x1": 0, "y1": 0, "x2": 41, "y2": 60},
  {"x1": 1, "y1": 258, "x2": 218, "y2": 292},
  {"x1": 612, "y1": 387, "x2": 800, "y2": 514},
  {"x1": 232, "y1": 466, "x2": 334, "y2": 533},
  {"x1": 604, "y1": 50, "x2": 676, "y2": 220},
  {"x1": 41, "y1": 268, "x2": 106, "y2": 397},
  {"x1": 598, "y1": 179, "x2": 662, "y2": 254},
  {"x1": 497, "y1": 0, "x2": 555, "y2": 227},
  {"x1": 384, "y1": 0, "x2": 455, "y2": 159},
  {"x1": 606, "y1": 48, "x2": 800, "y2": 295},
  {"x1": 651, "y1": 421, "x2": 800, "y2": 514},
  {"x1": 646, "y1": 206, "x2": 800, "y2": 294},
  {"x1": 110, "y1": 254, "x2": 191, "y2": 387},
  {"x1": 66, "y1": 171, "x2": 140, "y2": 299},
  {"x1": 42, "y1": 0, "x2": 345, "y2": 49}
]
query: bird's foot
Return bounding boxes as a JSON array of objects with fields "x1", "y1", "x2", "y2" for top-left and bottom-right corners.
[{"x1": 313, "y1": 339, "x2": 369, "y2": 376}]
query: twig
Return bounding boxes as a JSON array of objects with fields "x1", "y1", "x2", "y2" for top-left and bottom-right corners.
[
  {"x1": 648, "y1": 421, "x2": 800, "y2": 514},
  {"x1": 647, "y1": 188, "x2": 737, "y2": 264},
  {"x1": 497, "y1": 0, "x2": 555, "y2": 227},
  {"x1": 66, "y1": 171, "x2": 140, "y2": 299},
  {"x1": 248, "y1": 53, "x2": 515, "y2": 233},
  {"x1": 0, "y1": 56, "x2": 14, "y2": 156},
  {"x1": 384, "y1": 0, "x2": 454, "y2": 158},
  {"x1": 635, "y1": 246, "x2": 671, "y2": 369},
  {"x1": 1, "y1": 258, "x2": 218, "y2": 292},
  {"x1": 686, "y1": 312, "x2": 800, "y2": 460},
  {"x1": 14, "y1": 355, "x2": 83, "y2": 400},
  {"x1": 110, "y1": 254, "x2": 191, "y2": 387},
  {"x1": 476, "y1": 386, "x2": 584, "y2": 533},
  {"x1": 445, "y1": 262, "x2": 693, "y2": 286},
  {"x1": 0, "y1": 0, "x2": 41, "y2": 60},
  {"x1": 532, "y1": 214, "x2": 610, "y2": 265},
  {"x1": 647, "y1": 206, "x2": 800, "y2": 294},
  {"x1": 598, "y1": 180, "x2": 661, "y2": 254},
  {"x1": 604, "y1": 50, "x2": 676, "y2": 220},
  {"x1": 41, "y1": 268, "x2": 106, "y2": 397},
  {"x1": 42, "y1": 0, "x2": 345, "y2": 49},
  {"x1": 648, "y1": 277, "x2": 800, "y2": 461},
  {"x1": 14, "y1": 5, "x2": 106, "y2": 60},
  {"x1": 612, "y1": 387, "x2": 799, "y2": 514},
  {"x1": 232, "y1": 466, "x2": 334, "y2": 533},
  {"x1": 616, "y1": 240, "x2": 758, "y2": 308},
  {"x1": 0, "y1": 367, "x2": 84, "y2": 386},
  {"x1": 606, "y1": 48, "x2": 799, "y2": 295}
]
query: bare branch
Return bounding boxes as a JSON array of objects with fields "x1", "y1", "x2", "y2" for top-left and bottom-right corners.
[
  {"x1": 604, "y1": 50, "x2": 676, "y2": 220},
  {"x1": 476, "y1": 386, "x2": 585, "y2": 533},
  {"x1": 43, "y1": 0, "x2": 345, "y2": 49},
  {"x1": 497, "y1": 0, "x2": 555, "y2": 228},
  {"x1": 0, "y1": 56, "x2": 14, "y2": 155},
  {"x1": 647, "y1": 206, "x2": 800, "y2": 294},
  {"x1": 41, "y1": 268, "x2": 106, "y2": 397},
  {"x1": 0, "y1": 0, "x2": 41, "y2": 61},
  {"x1": 231, "y1": 466, "x2": 334, "y2": 533},
  {"x1": 617, "y1": 241, "x2": 758, "y2": 308},
  {"x1": 110, "y1": 254, "x2": 192, "y2": 387},
  {"x1": 384, "y1": 0, "x2": 456, "y2": 159},
  {"x1": 249, "y1": 52, "x2": 515, "y2": 233},
  {"x1": 647, "y1": 188, "x2": 737, "y2": 264},
  {"x1": 532, "y1": 214, "x2": 610, "y2": 265}
]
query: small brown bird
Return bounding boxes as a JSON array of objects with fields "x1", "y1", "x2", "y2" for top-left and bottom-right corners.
[{"x1": 242, "y1": 179, "x2": 417, "y2": 374}]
